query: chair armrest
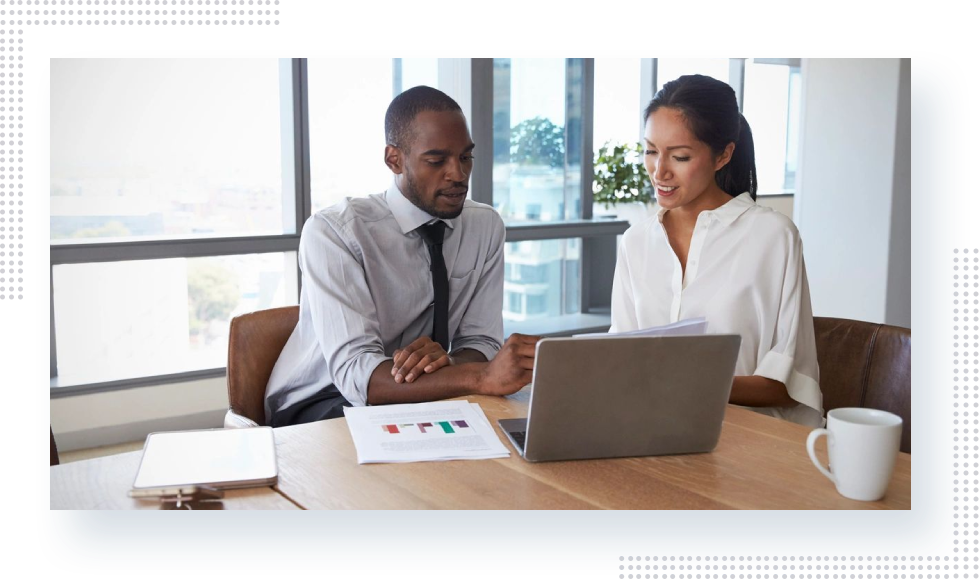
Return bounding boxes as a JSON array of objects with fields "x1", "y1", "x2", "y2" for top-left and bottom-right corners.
[{"x1": 224, "y1": 409, "x2": 261, "y2": 429}]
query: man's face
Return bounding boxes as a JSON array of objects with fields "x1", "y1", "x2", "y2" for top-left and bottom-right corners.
[{"x1": 388, "y1": 110, "x2": 475, "y2": 219}]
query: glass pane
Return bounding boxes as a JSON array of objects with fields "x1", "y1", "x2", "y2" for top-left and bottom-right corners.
[
  {"x1": 594, "y1": 58, "x2": 642, "y2": 151},
  {"x1": 308, "y1": 58, "x2": 439, "y2": 213},
  {"x1": 493, "y1": 59, "x2": 584, "y2": 223},
  {"x1": 53, "y1": 253, "x2": 298, "y2": 385},
  {"x1": 503, "y1": 238, "x2": 581, "y2": 321},
  {"x1": 593, "y1": 58, "x2": 646, "y2": 219},
  {"x1": 784, "y1": 68, "x2": 803, "y2": 191},
  {"x1": 743, "y1": 61, "x2": 792, "y2": 195},
  {"x1": 397, "y1": 58, "x2": 439, "y2": 93},
  {"x1": 51, "y1": 59, "x2": 292, "y2": 243},
  {"x1": 656, "y1": 58, "x2": 730, "y2": 89}
]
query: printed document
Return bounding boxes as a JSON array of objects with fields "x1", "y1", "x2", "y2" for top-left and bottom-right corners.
[{"x1": 574, "y1": 316, "x2": 708, "y2": 338}]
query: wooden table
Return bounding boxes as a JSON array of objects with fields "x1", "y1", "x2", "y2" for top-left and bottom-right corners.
[
  {"x1": 50, "y1": 450, "x2": 299, "y2": 510},
  {"x1": 51, "y1": 391, "x2": 911, "y2": 510},
  {"x1": 272, "y1": 390, "x2": 911, "y2": 509}
]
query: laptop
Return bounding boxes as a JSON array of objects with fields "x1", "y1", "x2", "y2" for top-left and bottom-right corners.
[{"x1": 498, "y1": 334, "x2": 741, "y2": 462}]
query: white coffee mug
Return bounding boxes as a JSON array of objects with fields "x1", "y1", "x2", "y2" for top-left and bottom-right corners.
[{"x1": 806, "y1": 407, "x2": 903, "y2": 501}]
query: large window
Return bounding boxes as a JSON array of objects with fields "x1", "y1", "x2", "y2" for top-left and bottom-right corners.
[
  {"x1": 487, "y1": 59, "x2": 615, "y2": 329},
  {"x1": 51, "y1": 59, "x2": 292, "y2": 242},
  {"x1": 492, "y1": 58, "x2": 583, "y2": 223},
  {"x1": 307, "y1": 58, "x2": 438, "y2": 212},
  {"x1": 50, "y1": 58, "x2": 798, "y2": 394},
  {"x1": 51, "y1": 58, "x2": 446, "y2": 390},
  {"x1": 50, "y1": 59, "x2": 302, "y2": 389}
]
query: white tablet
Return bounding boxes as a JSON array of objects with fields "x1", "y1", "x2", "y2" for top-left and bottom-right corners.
[{"x1": 132, "y1": 427, "x2": 278, "y2": 490}]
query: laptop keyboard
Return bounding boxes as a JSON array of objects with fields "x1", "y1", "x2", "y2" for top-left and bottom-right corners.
[{"x1": 510, "y1": 431, "x2": 527, "y2": 452}]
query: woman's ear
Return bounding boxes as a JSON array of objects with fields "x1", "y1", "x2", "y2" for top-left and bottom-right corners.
[{"x1": 714, "y1": 142, "x2": 736, "y2": 171}]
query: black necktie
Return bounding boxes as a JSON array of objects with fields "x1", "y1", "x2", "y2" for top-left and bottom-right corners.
[{"x1": 417, "y1": 221, "x2": 449, "y2": 351}]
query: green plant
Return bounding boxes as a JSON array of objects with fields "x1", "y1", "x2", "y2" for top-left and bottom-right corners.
[
  {"x1": 593, "y1": 141, "x2": 653, "y2": 207},
  {"x1": 509, "y1": 116, "x2": 565, "y2": 168},
  {"x1": 187, "y1": 261, "x2": 239, "y2": 338}
]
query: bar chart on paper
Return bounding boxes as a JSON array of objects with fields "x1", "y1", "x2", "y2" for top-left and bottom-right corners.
[
  {"x1": 345, "y1": 401, "x2": 510, "y2": 463},
  {"x1": 381, "y1": 420, "x2": 473, "y2": 435}
]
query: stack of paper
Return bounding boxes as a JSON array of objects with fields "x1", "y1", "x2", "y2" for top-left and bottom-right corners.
[
  {"x1": 343, "y1": 400, "x2": 511, "y2": 464},
  {"x1": 575, "y1": 317, "x2": 708, "y2": 338}
]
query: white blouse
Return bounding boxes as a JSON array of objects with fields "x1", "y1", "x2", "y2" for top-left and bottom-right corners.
[{"x1": 610, "y1": 193, "x2": 824, "y2": 428}]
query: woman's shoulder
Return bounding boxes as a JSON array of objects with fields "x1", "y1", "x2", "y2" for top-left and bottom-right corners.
[
  {"x1": 741, "y1": 203, "x2": 802, "y2": 243},
  {"x1": 621, "y1": 211, "x2": 663, "y2": 244}
]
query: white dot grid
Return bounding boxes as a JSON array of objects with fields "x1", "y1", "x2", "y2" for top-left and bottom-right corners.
[
  {"x1": 0, "y1": 25, "x2": 23, "y2": 301},
  {"x1": 0, "y1": 0, "x2": 281, "y2": 26},
  {"x1": 609, "y1": 253, "x2": 953, "y2": 576}
]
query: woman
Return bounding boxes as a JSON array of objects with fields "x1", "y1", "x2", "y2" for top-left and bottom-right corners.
[{"x1": 610, "y1": 74, "x2": 823, "y2": 427}]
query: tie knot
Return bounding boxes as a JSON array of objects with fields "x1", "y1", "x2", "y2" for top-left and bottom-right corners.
[{"x1": 417, "y1": 221, "x2": 446, "y2": 247}]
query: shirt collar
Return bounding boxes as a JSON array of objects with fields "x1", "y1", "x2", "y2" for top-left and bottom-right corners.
[
  {"x1": 656, "y1": 191, "x2": 755, "y2": 226},
  {"x1": 385, "y1": 179, "x2": 458, "y2": 235}
]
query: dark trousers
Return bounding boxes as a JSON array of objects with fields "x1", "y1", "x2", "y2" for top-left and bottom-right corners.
[{"x1": 269, "y1": 385, "x2": 352, "y2": 428}]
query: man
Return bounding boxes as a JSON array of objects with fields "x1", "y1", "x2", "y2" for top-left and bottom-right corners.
[{"x1": 264, "y1": 86, "x2": 539, "y2": 427}]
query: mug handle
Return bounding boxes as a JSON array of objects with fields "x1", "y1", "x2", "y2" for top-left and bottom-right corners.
[{"x1": 806, "y1": 428, "x2": 836, "y2": 484}]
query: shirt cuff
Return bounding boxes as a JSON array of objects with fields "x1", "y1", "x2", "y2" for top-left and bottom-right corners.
[
  {"x1": 755, "y1": 349, "x2": 794, "y2": 384},
  {"x1": 450, "y1": 338, "x2": 499, "y2": 363},
  {"x1": 754, "y1": 349, "x2": 823, "y2": 419},
  {"x1": 339, "y1": 352, "x2": 391, "y2": 407}
]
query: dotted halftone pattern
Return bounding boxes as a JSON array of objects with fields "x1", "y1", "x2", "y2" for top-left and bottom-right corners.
[
  {"x1": 1, "y1": 0, "x2": 281, "y2": 26},
  {"x1": 0, "y1": 20, "x2": 21, "y2": 301}
]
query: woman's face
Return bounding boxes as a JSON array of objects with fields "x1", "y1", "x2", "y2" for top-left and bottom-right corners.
[{"x1": 643, "y1": 107, "x2": 731, "y2": 212}]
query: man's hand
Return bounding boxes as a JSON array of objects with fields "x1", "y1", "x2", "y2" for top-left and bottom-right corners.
[
  {"x1": 391, "y1": 337, "x2": 451, "y2": 384},
  {"x1": 475, "y1": 333, "x2": 541, "y2": 396}
]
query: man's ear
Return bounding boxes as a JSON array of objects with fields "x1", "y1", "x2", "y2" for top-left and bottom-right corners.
[{"x1": 384, "y1": 145, "x2": 404, "y2": 175}]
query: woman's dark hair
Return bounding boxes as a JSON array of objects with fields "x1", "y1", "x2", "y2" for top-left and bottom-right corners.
[{"x1": 643, "y1": 74, "x2": 757, "y2": 200}]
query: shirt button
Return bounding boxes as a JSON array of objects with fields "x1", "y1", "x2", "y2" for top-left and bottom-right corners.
[{"x1": 690, "y1": 260, "x2": 697, "y2": 266}]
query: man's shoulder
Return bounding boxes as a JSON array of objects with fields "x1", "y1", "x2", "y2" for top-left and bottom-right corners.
[
  {"x1": 313, "y1": 193, "x2": 390, "y2": 231},
  {"x1": 460, "y1": 199, "x2": 504, "y2": 231},
  {"x1": 299, "y1": 193, "x2": 391, "y2": 255},
  {"x1": 303, "y1": 194, "x2": 392, "y2": 233}
]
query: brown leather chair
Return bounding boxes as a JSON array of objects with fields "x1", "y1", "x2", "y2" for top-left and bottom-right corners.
[
  {"x1": 813, "y1": 316, "x2": 911, "y2": 453},
  {"x1": 50, "y1": 426, "x2": 60, "y2": 466},
  {"x1": 225, "y1": 306, "x2": 300, "y2": 427}
]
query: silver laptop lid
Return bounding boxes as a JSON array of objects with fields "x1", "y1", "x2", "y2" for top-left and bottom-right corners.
[{"x1": 521, "y1": 334, "x2": 741, "y2": 462}]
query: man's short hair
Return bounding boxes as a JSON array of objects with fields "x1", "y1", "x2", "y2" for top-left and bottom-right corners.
[{"x1": 384, "y1": 86, "x2": 463, "y2": 152}]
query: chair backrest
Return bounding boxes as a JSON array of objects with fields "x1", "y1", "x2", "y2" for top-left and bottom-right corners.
[
  {"x1": 813, "y1": 316, "x2": 911, "y2": 453},
  {"x1": 50, "y1": 426, "x2": 60, "y2": 466},
  {"x1": 227, "y1": 306, "x2": 300, "y2": 426}
]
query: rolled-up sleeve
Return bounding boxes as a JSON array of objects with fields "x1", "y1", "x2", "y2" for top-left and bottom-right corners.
[
  {"x1": 450, "y1": 214, "x2": 505, "y2": 361},
  {"x1": 299, "y1": 215, "x2": 389, "y2": 407},
  {"x1": 753, "y1": 228, "x2": 824, "y2": 426}
]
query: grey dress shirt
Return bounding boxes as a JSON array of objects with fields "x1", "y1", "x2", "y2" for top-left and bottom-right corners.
[{"x1": 264, "y1": 181, "x2": 506, "y2": 421}]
